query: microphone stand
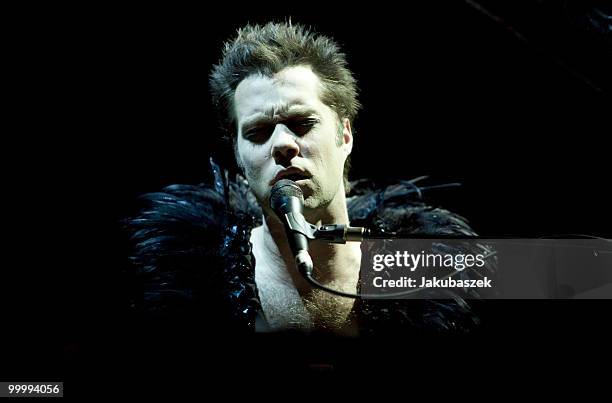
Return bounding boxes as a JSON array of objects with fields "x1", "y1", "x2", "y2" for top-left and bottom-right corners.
[
  {"x1": 282, "y1": 213, "x2": 611, "y2": 299},
  {"x1": 283, "y1": 213, "x2": 478, "y2": 299}
]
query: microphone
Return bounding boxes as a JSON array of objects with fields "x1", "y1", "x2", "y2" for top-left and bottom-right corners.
[
  {"x1": 268, "y1": 179, "x2": 431, "y2": 299},
  {"x1": 269, "y1": 179, "x2": 315, "y2": 276}
]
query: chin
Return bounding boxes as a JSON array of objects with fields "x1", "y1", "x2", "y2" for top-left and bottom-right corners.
[
  {"x1": 303, "y1": 192, "x2": 335, "y2": 211},
  {"x1": 302, "y1": 195, "x2": 322, "y2": 211}
]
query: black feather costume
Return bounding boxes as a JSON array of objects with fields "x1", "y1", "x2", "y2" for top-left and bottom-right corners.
[{"x1": 126, "y1": 159, "x2": 494, "y2": 335}]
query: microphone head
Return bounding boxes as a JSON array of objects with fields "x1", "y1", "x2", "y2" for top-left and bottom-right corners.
[{"x1": 270, "y1": 179, "x2": 304, "y2": 211}]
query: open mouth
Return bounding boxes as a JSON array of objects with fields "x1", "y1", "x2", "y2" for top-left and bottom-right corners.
[
  {"x1": 270, "y1": 168, "x2": 312, "y2": 187},
  {"x1": 283, "y1": 172, "x2": 310, "y2": 182}
]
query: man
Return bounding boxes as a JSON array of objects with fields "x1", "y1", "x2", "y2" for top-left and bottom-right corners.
[
  {"x1": 127, "y1": 22, "x2": 482, "y2": 335},
  {"x1": 209, "y1": 23, "x2": 363, "y2": 333}
]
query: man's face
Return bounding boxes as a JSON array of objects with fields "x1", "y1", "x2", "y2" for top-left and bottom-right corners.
[{"x1": 233, "y1": 65, "x2": 353, "y2": 214}]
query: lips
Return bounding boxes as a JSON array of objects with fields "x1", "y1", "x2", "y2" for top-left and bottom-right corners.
[{"x1": 270, "y1": 167, "x2": 311, "y2": 186}]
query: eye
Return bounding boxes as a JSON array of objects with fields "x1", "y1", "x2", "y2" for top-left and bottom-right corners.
[
  {"x1": 244, "y1": 126, "x2": 272, "y2": 144},
  {"x1": 287, "y1": 118, "x2": 318, "y2": 136}
]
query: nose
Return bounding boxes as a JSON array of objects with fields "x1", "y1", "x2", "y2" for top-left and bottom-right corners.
[{"x1": 271, "y1": 124, "x2": 300, "y2": 166}]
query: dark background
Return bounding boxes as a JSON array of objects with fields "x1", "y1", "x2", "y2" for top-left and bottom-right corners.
[
  {"x1": 59, "y1": 1, "x2": 611, "y2": 238},
  {"x1": 5, "y1": 0, "x2": 611, "y2": 396}
]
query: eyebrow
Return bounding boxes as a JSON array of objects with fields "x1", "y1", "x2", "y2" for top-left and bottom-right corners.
[{"x1": 240, "y1": 105, "x2": 318, "y2": 132}]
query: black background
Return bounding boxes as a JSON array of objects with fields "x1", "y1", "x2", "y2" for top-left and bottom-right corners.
[{"x1": 5, "y1": 1, "x2": 611, "y2": 396}]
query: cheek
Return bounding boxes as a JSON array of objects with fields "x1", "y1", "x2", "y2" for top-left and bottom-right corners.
[
  {"x1": 315, "y1": 140, "x2": 345, "y2": 171},
  {"x1": 237, "y1": 141, "x2": 258, "y2": 172},
  {"x1": 237, "y1": 141, "x2": 269, "y2": 187}
]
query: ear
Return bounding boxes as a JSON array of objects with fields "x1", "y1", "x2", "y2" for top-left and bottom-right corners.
[{"x1": 340, "y1": 118, "x2": 353, "y2": 156}]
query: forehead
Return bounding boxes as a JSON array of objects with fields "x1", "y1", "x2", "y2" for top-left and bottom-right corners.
[{"x1": 233, "y1": 65, "x2": 327, "y2": 124}]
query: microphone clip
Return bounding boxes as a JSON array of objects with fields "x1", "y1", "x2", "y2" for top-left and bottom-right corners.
[
  {"x1": 282, "y1": 212, "x2": 369, "y2": 244},
  {"x1": 282, "y1": 211, "x2": 317, "y2": 240}
]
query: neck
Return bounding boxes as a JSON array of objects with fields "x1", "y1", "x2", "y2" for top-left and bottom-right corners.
[{"x1": 256, "y1": 187, "x2": 361, "y2": 295}]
